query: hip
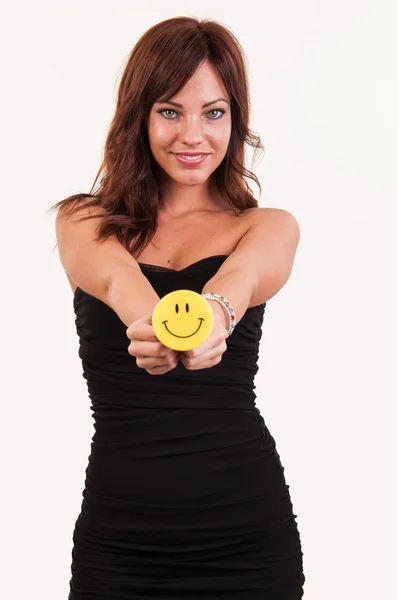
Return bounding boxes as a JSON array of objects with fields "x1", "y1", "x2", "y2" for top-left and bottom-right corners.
[{"x1": 84, "y1": 407, "x2": 291, "y2": 513}]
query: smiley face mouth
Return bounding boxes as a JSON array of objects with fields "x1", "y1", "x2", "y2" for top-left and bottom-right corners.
[{"x1": 162, "y1": 318, "x2": 204, "y2": 338}]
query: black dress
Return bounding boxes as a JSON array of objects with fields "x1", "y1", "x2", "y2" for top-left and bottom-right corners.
[{"x1": 68, "y1": 255, "x2": 305, "y2": 599}]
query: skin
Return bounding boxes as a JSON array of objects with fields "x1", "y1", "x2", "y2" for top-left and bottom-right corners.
[
  {"x1": 147, "y1": 58, "x2": 232, "y2": 217},
  {"x1": 138, "y1": 59, "x2": 233, "y2": 373}
]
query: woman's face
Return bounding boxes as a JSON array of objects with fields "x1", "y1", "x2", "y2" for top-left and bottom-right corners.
[{"x1": 147, "y1": 59, "x2": 232, "y2": 188}]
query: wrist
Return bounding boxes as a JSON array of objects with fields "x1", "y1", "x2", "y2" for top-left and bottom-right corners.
[
  {"x1": 202, "y1": 292, "x2": 236, "y2": 337},
  {"x1": 207, "y1": 299, "x2": 229, "y2": 332}
]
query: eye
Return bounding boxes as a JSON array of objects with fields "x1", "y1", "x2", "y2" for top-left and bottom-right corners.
[
  {"x1": 157, "y1": 108, "x2": 226, "y2": 120},
  {"x1": 207, "y1": 109, "x2": 225, "y2": 119},
  {"x1": 158, "y1": 109, "x2": 178, "y2": 119}
]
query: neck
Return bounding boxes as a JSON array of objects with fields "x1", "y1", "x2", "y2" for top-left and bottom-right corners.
[{"x1": 157, "y1": 173, "x2": 226, "y2": 217}]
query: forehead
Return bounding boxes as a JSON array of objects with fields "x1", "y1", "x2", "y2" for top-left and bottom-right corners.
[{"x1": 156, "y1": 61, "x2": 229, "y2": 105}]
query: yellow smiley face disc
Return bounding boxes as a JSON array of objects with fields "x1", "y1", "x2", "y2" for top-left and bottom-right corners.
[{"x1": 152, "y1": 289, "x2": 214, "y2": 351}]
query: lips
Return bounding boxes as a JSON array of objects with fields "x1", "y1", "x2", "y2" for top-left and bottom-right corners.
[
  {"x1": 172, "y1": 153, "x2": 209, "y2": 166},
  {"x1": 174, "y1": 153, "x2": 209, "y2": 157}
]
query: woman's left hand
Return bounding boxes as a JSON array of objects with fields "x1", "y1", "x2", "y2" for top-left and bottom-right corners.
[{"x1": 179, "y1": 302, "x2": 229, "y2": 370}]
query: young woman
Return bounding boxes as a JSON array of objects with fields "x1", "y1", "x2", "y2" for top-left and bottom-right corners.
[{"x1": 52, "y1": 16, "x2": 305, "y2": 599}]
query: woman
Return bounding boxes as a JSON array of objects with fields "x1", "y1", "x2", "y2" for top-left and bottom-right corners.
[{"x1": 51, "y1": 16, "x2": 305, "y2": 599}]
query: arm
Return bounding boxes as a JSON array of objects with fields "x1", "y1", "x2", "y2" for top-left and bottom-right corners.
[
  {"x1": 107, "y1": 264, "x2": 160, "y2": 327},
  {"x1": 201, "y1": 208, "x2": 300, "y2": 326},
  {"x1": 56, "y1": 200, "x2": 160, "y2": 326}
]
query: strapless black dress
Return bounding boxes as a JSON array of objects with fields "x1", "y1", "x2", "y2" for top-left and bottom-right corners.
[{"x1": 68, "y1": 255, "x2": 305, "y2": 599}]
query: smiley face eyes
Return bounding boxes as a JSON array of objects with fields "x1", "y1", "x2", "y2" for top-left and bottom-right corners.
[{"x1": 175, "y1": 303, "x2": 190, "y2": 313}]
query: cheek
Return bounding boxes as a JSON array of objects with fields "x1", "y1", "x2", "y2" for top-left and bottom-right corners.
[
  {"x1": 210, "y1": 122, "x2": 232, "y2": 148},
  {"x1": 148, "y1": 119, "x2": 172, "y2": 150}
]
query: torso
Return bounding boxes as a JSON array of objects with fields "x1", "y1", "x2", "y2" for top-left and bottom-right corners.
[{"x1": 66, "y1": 206, "x2": 262, "y2": 294}]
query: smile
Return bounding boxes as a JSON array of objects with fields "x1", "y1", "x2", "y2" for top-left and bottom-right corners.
[
  {"x1": 173, "y1": 153, "x2": 208, "y2": 166},
  {"x1": 162, "y1": 319, "x2": 204, "y2": 338}
]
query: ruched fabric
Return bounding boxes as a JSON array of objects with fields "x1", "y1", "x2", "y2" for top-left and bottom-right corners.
[{"x1": 68, "y1": 255, "x2": 305, "y2": 599}]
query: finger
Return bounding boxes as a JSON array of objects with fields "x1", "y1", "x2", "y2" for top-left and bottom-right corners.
[
  {"x1": 145, "y1": 363, "x2": 171, "y2": 375},
  {"x1": 137, "y1": 356, "x2": 170, "y2": 369},
  {"x1": 128, "y1": 340, "x2": 176, "y2": 358},
  {"x1": 137, "y1": 351, "x2": 179, "y2": 370},
  {"x1": 129, "y1": 324, "x2": 159, "y2": 342},
  {"x1": 126, "y1": 314, "x2": 153, "y2": 336},
  {"x1": 182, "y1": 354, "x2": 222, "y2": 371},
  {"x1": 184, "y1": 330, "x2": 227, "y2": 358},
  {"x1": 136, "y1": 349, "x2": 179, "y2": 365},
  {"x1": 146, "y1": 361, "x2": 178, "y2": 375},
  {"x1": 182, "y1": 339, "x2": 226, "y2": 368}
]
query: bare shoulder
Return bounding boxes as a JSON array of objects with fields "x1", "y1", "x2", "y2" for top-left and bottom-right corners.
[
  {"x1": 243, "y1": 208, "x2": 300, "y2": 249},
  {"x1": 243, "y1": 206, "x2": 299, "y2": 227},
  {"x1": 243, "y1": 206, "x2": 297, "y2": 218},
  {"x1": 56, "y1": 196, "x2": 108, "y2": 223}
]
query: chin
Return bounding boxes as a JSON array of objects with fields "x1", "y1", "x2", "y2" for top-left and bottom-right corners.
[{"x1": 165, "y1": 169, "x2": 211, "y2": 185}]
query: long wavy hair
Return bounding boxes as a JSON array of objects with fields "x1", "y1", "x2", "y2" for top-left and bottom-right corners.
[{"x1": 48, "y1": 16, "x2": 265, "y2": 258}]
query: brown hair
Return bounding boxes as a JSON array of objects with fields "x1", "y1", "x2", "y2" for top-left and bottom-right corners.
[{"x1": 48, "y1": 16, "x2": 265, "y2": 257}]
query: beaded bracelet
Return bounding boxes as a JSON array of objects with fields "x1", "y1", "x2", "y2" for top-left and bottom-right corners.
[{"x1": 201, "y1": 292, "x2": 236, "y2": 337}]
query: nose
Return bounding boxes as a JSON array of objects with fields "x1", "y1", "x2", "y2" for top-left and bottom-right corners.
[{"x1": 179, "y1": 115, "x2": 204, "y2": 146}]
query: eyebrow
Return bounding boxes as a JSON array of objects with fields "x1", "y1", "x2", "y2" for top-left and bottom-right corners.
[{"x1": 155, "y1": 97, "x2": 229, "y2": 108}]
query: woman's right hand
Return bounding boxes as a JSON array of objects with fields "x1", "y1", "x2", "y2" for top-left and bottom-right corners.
[{"x1": 126, "y1": 314, "x2": 180, "y2": 376}]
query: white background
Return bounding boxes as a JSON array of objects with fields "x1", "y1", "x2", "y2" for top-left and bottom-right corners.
[{"x1": 1, "y1": 1, "x2": 397, "y2": 598}]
